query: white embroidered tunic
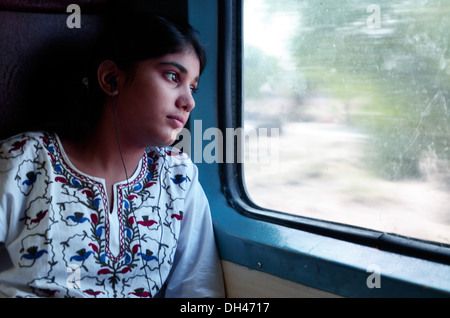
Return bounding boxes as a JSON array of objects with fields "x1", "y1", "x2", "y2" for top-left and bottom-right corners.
[{"x1": 0, "y1": 131, "x2": 224, "y2": 298}]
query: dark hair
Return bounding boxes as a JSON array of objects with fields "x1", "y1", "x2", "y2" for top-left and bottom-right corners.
[
  {"x1": 19, "y1": 14, "x2": 206, "y2": 141},
  {"x1": 69, "y1": 13, "x2": 206, "y2": 140},
  {"x1": 88, "y1": 14, "x2": 205, "y2": 111},
  {"x1": 93, "y1": 14, "x2": 206, "y2": 76}
]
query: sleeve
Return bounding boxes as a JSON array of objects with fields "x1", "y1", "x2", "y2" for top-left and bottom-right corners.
[
  {"x1": 162, "y1": 164, "x2": 225, "y2": 298},
  {"x1": 0, "y1": 133, "x2": 39, "y2": 244},
  {"x1": 0, "y1": 178, "x2": 8, "y2": 244},
  {"x1": 0, "y1": 177, "x2": 13, "y2": 244},
  {"x1": 0, "y1": 141, "x2": 16, "y2": 244}
]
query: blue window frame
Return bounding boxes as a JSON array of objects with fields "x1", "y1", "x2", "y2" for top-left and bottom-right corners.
[{"x1": 188, "y1": 0, "x2": 450, "y2": 297}]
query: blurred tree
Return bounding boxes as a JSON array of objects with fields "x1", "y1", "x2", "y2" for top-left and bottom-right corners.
[
  {"x1": 244, "y1": 44, "x2": 282, "y2": 100},
  {"x1": 260, "y1": 0, "x2": 450, "y2": 181}
]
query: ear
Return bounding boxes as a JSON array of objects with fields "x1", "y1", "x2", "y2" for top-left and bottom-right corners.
[{"x1": 97, "y1": 60, "x2": 121, "y2": 96}]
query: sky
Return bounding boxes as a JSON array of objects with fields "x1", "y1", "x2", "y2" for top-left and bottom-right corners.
[{"x1": 243, "y1": 0, "x2": 300, "y2": 60}]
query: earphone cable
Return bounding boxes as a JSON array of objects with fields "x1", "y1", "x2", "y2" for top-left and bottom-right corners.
[
  {"x1": 111, "y1": 95, "x2": 130, "y2": 190},
  {"x1": 111, "y1": 93, "x2": 154, "y2": 296}
]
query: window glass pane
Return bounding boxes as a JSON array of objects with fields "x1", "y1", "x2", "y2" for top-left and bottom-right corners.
[{"x1": 243, "y1": 0, "x2": 450, "y2": 245}]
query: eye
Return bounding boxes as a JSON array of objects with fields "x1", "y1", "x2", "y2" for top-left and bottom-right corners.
[
  {"x1": 190, "y1": 86, "x2": 198, "y2": 95},
  {"x1": 164, "y1": 71, "x2": 179, "y2": 84}
]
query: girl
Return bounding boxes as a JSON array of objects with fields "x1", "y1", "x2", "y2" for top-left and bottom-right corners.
[{"x1": 0, "y1": 13, "x2": 224, "y2": 298}]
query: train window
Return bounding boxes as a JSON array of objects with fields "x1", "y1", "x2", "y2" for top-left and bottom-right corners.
[{"x1": 242, "y1": 0, "x2": 450, "y2": 246}]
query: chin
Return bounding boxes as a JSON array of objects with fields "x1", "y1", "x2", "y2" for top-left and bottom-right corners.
[
  {"x1": 145, "y1": 129, "x2": 181, "y2": 148},
  {"x1": 154, "y1": 136, "x2": 178, "y2": 148},
  {"x1": 166, "y1": 128, "x2": 184, "y2": 145}
]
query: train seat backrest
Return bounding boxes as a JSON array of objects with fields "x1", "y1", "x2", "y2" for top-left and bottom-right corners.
[
  {"x1": 0, "y1": 1, "x2": 107, "y2": 139},
  {"x1": 0, "y1": 0, "x2": 189, "y2": 140}
]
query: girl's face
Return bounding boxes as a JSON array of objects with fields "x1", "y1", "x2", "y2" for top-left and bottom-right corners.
[{"x1": 115, "y1": 49, "x2": 200, "y2": 148}]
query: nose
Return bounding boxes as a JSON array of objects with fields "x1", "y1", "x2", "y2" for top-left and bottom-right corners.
[{"x1": 176, "y1": 87, "x2": 196, "y2": 112}]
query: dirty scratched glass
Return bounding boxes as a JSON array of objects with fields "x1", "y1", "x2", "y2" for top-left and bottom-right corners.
[{"x1": 243, "y1": 0, "x2": 450, "y2": 245}]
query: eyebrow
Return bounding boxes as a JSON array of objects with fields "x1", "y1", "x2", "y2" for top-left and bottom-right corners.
[{"x1": 160, "y1": 61, "x2": 200, "y2": 83}]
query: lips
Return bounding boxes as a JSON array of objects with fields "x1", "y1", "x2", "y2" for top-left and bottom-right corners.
[{"x1": 167, "y1": 115, "x2": 185, "y2": 128}]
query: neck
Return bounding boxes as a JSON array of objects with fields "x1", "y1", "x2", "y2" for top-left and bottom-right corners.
[{"x1": 60, "y1": 111, "x2": 146, "y2": 184}]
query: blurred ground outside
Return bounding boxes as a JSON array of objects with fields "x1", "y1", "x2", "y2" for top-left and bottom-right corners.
[{"x1": 244, "y1": 95, "x2": 450, "y2": 245}]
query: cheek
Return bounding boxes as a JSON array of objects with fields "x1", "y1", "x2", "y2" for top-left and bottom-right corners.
[{"x1": 121, "y1": 85, "x2": 156, "y2": 113}]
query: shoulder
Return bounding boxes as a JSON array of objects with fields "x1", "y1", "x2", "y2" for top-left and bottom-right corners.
[
  {"x1": 146, "y1": 146, "x2": 200, "y2": 191},
  {"x1": 0, "y1": 131, "x2": 49, "y2": 167},
  {"x1": 147, "y1": 146, "x2": 194, "y2": 169},
  {"x1": 0, "y1": 132, "x2": 52, "y2": 200}
]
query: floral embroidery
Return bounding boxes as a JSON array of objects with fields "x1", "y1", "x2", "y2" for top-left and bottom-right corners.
[{"x1": 0, "y1": 132, "x2": 191, "y2": 297}]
